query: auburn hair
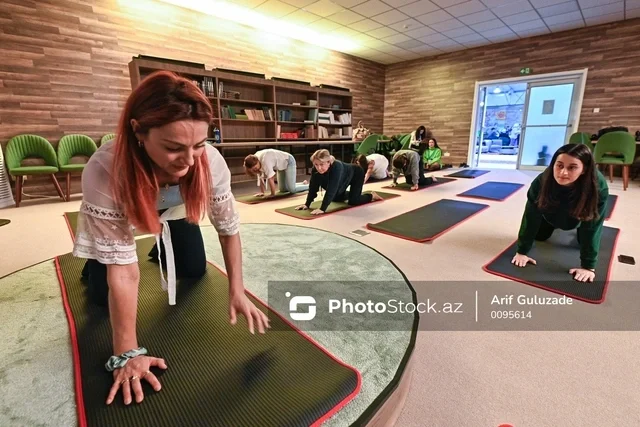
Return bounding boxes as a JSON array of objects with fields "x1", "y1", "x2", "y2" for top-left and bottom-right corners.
[
  {"x1": 111, "y1": 70, "x2": 214, "y2": 235},
  {"x1": 537, "y1": 143, "x2": 600, "y2": 221},
  {"x1": 353, "y1": 154, "x2": 368, "y2": 171}
]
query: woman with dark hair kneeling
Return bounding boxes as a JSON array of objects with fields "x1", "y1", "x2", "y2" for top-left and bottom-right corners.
[
  {"x1": 73, "y1": 70, "x2": 269, "y2": 407},
  {"x1": 512, "y1": 143, "x2": 609, "y2": 283},
  {"x1": 295, "y1": 149, "x2": 382, "y2": 215},
  {"x1": 423, "y1": 138, "x2": 442, "y2": 171}
]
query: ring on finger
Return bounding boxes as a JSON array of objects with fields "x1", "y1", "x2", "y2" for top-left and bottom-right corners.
[
  {"x1": 141, "y1": 370, "x2": 151, "y2": 379},
  {"x1": 131, "y1": 375, "x2": 139, "y2": 381},
  {"x1": 120, "y1": 378, "x2": 130, "y2": 385}
]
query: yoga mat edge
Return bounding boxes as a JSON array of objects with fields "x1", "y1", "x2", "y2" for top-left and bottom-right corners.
[
  {"x1": 481, "y1": 230, "x2": 620, "y2": 304},
  {"x1": 366, "y1": 202, "x2": 489, "y2": 243},
  {"x1": 58, "y1": 220, "x2": 362, "y2": 426}
]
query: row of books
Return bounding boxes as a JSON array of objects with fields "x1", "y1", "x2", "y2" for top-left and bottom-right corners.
[
  {"x1": 318, "y1": 111, "x2": 351, "y2": 125},
  {"x1": 193, "y1": 77, "x2": 216, "y2": 97},
  {"x1": 221, "y1": 106, "x2": 274, "y2": 120}
]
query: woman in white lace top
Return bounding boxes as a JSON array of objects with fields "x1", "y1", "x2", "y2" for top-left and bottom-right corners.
[{"x1": 72, "y1": 70, "x2": 269, "y2": 407}]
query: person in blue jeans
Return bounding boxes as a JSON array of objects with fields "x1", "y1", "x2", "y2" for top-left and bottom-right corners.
[{"x1": 244, "y1": 149, "x2": 309, "y2": 197}]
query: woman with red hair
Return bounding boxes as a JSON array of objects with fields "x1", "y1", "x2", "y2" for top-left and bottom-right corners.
[{"x1": 72, "y1": 71, "x2": 268, "y2": 407}]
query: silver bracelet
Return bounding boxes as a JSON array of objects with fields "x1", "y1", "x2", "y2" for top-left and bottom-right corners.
[{"x1": 105, "y1": 347, "x2": 148, "y2": 372}]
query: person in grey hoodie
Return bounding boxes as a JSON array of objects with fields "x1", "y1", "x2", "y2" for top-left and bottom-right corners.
[{"x1": 391, "y1": 149, "x2": 437, "y2": 190}]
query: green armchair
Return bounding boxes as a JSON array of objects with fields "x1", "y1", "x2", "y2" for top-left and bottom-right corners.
[
  {"x1": 569, "y1": 131, "x2": 594, "y2": 151},
  {"x1": 593, "y1": 131, "x2": 636, "y2": 191},
  {"x1": 5, "y1": 134, "x2": 65, "y2": 207},
  {"x1": 57, "y1": 134, "x2": 98, "y2": 201},
  {"x1": 355, "y1": 134, "x2": 380, "y2": 156},
  {"x1": 100, "y1": 133, "x2": 116, "y2": 145}
]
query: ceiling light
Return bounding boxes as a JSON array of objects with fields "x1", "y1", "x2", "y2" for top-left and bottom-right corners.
[
  {"x1": 493, "y1": 87, "x2": 501, "y2": 94},
  {"x1": 156, "y1": 0, "x2": 361, "y2": 53}
]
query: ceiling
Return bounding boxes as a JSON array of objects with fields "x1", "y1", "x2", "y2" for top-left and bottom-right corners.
[{"x1": 166, "y1": 0, "x2": 640, "y2": 65}]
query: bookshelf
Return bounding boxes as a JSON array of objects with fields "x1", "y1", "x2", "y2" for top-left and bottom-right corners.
[{"x1": 128, "y1": 56, "x2": 356, "y2": 182}]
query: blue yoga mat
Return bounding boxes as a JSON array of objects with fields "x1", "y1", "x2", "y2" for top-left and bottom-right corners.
[
  {"x1": 445, "y1": 169, "x2": 490, "y2": 179},
  {"x1": 457, "y1": 181, "x2": 524, "y2": 201}
]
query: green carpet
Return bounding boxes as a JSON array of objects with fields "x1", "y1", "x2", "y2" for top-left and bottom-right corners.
[
  {"x1": 275, "y1": 191, "x2": 400, "y2": 220},
  {"x1": 57, "y1": 236, "x2": 360, "y2": 426},
  {"x1": 0, "y1": 219, "x2": 10, "y2": 227}
]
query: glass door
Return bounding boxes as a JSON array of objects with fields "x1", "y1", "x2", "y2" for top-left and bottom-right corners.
[
  {"x1": 516, "y1": 78, "x2": 581, "y2": 170},
  {"x1": 471, "y1": 86, "x2": 488, "y2": 167}
]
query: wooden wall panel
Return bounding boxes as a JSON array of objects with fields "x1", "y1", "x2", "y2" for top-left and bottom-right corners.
[
  {"x1": 384, "y1": 18, "x2": 640, "y2": 165},
  {"x1": 0, "y1": 0, "x2": 385, "y2": 197}
]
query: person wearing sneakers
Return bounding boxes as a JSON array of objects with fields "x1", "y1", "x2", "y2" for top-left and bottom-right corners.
[{"x1": 295, "y1": 149, "x2": 382, "y2": 215}]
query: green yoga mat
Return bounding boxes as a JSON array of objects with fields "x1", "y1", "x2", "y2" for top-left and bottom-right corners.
[
  {"x1": 275, "y1": 191, "x2": 400, "y2": 220},
  {"x1": 56, "y1": 237, "x2": 360, "y2": 426},
  {"x1": 483, "y1": 226, "x2": 620, "y2": 304},
  {"x1": 382, "y1": 177, "x2": 456, "y2": 191},
  {"x1": 367, "y1": 199, "x2": 489, "y2": 242},
  {"x1": 0, "y1": 219, "x2": 9, "y2": 227},
  {"x1": 236, "y1": 191, "x2": 305, "y2": 205}
]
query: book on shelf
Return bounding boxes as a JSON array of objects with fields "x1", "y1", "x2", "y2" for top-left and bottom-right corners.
[
  {"x1": 278, "y1": 109, "x2": 293, "y2": 122},
  {"x1": 318, "y1": 111, "x2": 351, "y2": 125},
  {"x1": 192, "y1": 76, "x2": 216, "y2": 97}
]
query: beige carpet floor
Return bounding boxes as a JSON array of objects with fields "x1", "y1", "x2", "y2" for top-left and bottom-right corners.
[{"x1": 1, "y1": 168, "x2": 639, "y2": 426}]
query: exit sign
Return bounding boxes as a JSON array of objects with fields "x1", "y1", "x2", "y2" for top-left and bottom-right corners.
[{"x1": 520, "y1": 67, "x2": 533, "y2": 75}]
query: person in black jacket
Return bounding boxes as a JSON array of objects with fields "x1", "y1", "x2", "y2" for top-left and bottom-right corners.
[{"x1": 295, "y1": 149, "x2": 382, "y2": 215}]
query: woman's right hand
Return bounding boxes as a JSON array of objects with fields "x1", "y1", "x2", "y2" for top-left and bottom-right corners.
[
  {"x1": 295, "y1": 205, "x2": 308, "y2": 211},
  {"x1": 106, "y1": 355, "x2": 168, "y2": 405},
  {"x1": 511, "y1": 253, "x2": 536, "y2": 267}
]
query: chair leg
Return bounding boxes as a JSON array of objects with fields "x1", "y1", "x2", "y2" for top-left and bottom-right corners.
[
  {"x1": 50, "y1": 174, "x2": 65, "y2": 201},
  {"x1": 66, "y1": 173, "x2": 71, "y2": 202},
  {"x1": 623, "y1": 165, "x2": 629, "y2": 191},
  {"x1": 15, "y1": 176, "x2": 23, "y2": 208},
  {"x1": 608, "y1": 164, "x2": 613, "y2": 183}
]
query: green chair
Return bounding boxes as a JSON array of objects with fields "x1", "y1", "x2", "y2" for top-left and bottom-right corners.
[
  {"x1": 355, "y1": 134, "x2": 380, "y2": 156},
  {"x1": 593, "y1": 131, "x2": 636, "y2": 191},
  {"x1": 399, "y1": 134, "x2": 412, "y2": 150},
  {"x1": 569, "y1": 131, "x2": 594, "y2": 151},
  {"x1": 57, "y1": 134, "x2": 98, "y2": 201},
  {"x1": 101, "y1": 133, "x2": 116, "y2": 145},
  {"x1": 5, "y1": 134, "x2": 65, "y2": 207}
]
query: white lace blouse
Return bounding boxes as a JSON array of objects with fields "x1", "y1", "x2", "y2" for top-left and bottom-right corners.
[{"x1": 72, "y1": 141, "x2": 240, "y2": 305}]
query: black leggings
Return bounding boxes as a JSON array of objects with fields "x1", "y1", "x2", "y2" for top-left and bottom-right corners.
[
  {"x1": 535, "y1": 218, "x2": 581, "y2": 244},
  {"x1": 336, "y1": 166, "x2": 373, "y2": 206},
  {"x1": 82, "y1": 218, "x2": 207, "y2": 306}
]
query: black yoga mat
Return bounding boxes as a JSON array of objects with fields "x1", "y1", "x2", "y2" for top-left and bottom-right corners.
[
  {"x1": 483, "y1": 226, "x2": 620, "y2": 304},
  {"x1": 366, "y1": 198, "x2": 489, "y2": 242},
  {"x1": 457, "y1": 181, "x2": 524, "y2": 201},
  {"x1": 382, "y1": 177, "x2": 456, "y2": 191},
  {"x1": 56, "y1": 238, "x2": 360, "y2": 426},
  {"x1": 236, "y1": 191, "x2": 304, "y2": 205},
  {"x1": 0, "y1": 219, "x2": 9, "y2": 227},
  {"x1": 445, "y1": 169, "x2": 490, "y2": 179},
  {"x1": 605, "y1": 194, "x2": 617, "y2": 220}
]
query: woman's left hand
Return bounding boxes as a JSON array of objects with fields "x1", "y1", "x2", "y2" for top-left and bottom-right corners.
[
  {"x1": 310, "y1": 209, "x2": 324, "y2": 215},
  {"x1": 229, "y1": 292, "x2": 270, "y2": 334},
  {"x1": 569, "y1": 268, "x2": 595, "y2": 282}
]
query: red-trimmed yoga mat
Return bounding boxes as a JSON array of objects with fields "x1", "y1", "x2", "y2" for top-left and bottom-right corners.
[
  {"x1": 605, "y1": 194, "x2": 617, "y2": 220},
  {"x1": 366, "y1": 199, "x2": 489, "y2": 242},
  {"x1": 381, "y1": 177, "x2": 456, "y2": 191},
  {"x1": 457, "y1": 181, "x2": 525, "y2": 201},
  {"x1": 59, "y1": 215, "x2": 361, "y2": 426},
  {"x1": 445, "y1": 169, "x2": 490, "y2": 179},
  {"x1": 483, "y1": 226, "x2": 620, "y2": 304},
  {"x1": 275, "y1": 191, "x2": 400, "y2": 220}
]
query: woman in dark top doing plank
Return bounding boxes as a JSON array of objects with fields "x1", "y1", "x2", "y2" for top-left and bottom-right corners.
[{"x1": 295, "y1": 149, "x2": 382, "y2": 215}]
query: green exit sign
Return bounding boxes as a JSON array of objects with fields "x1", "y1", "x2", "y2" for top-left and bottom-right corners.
[{"x1": 520, "y1": 67, "x2": 533, "y2": 75}]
